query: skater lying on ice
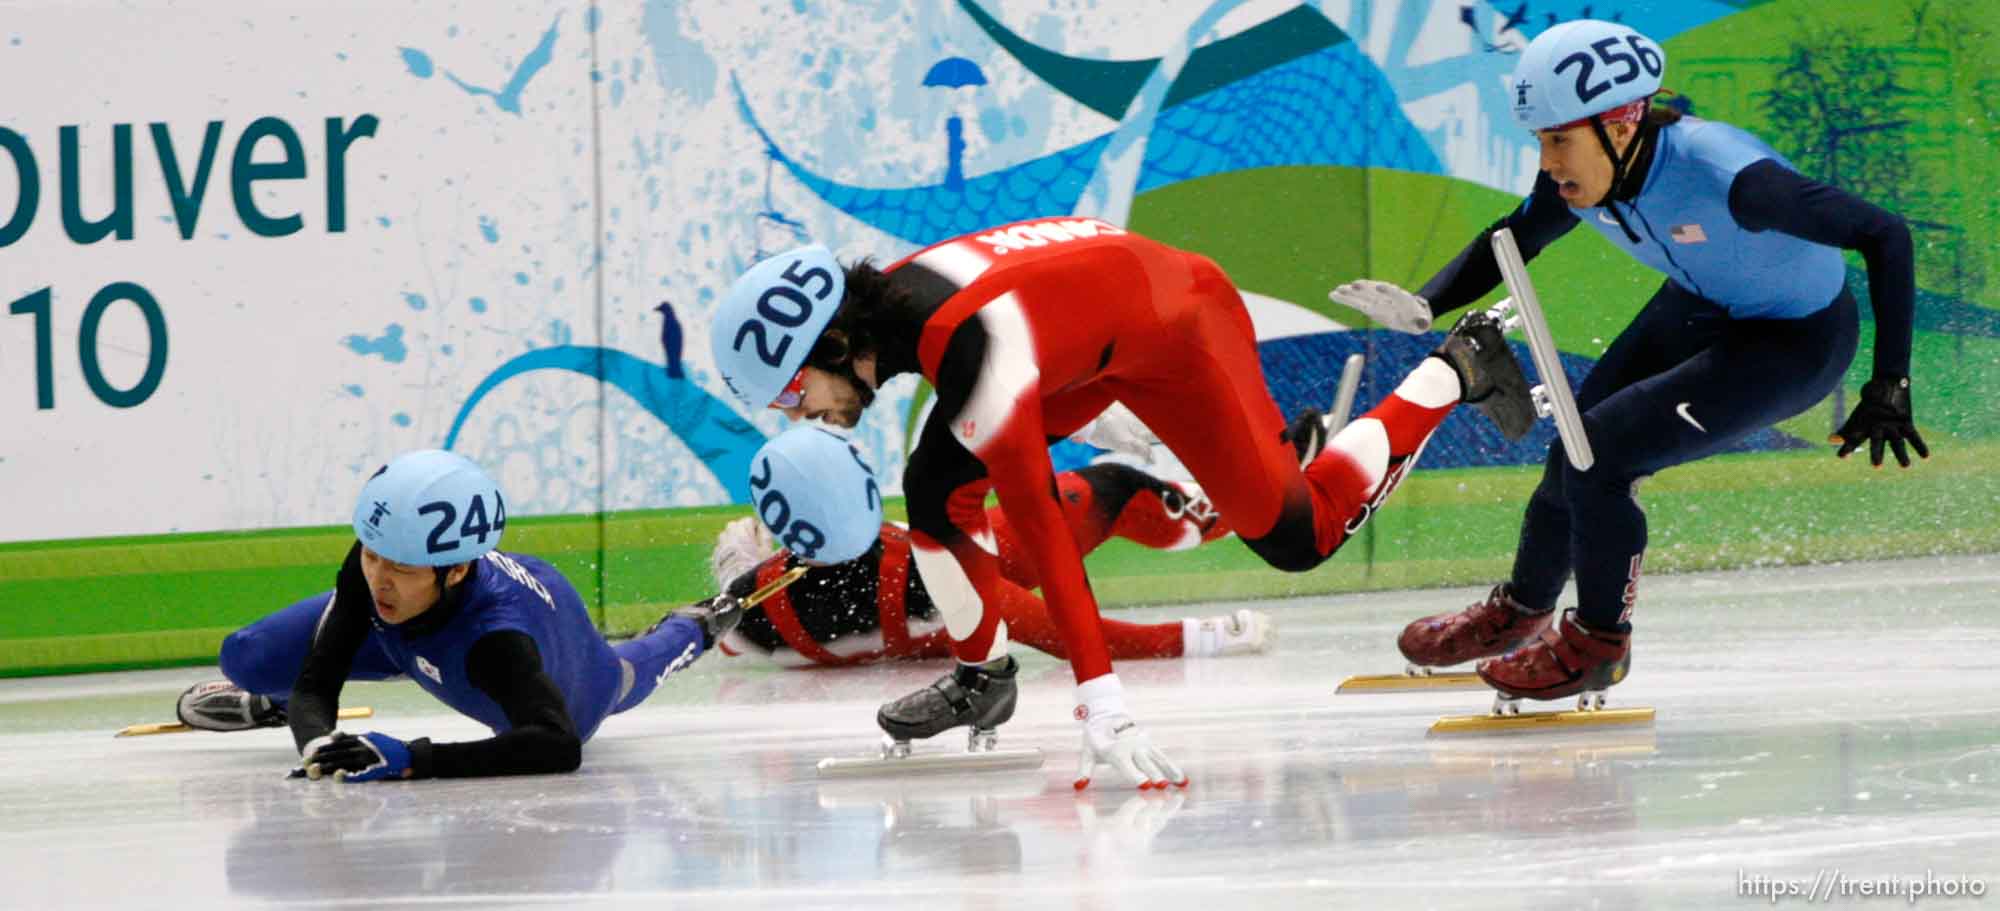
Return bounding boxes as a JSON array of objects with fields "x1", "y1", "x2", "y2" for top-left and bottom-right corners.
[
  {"x1": 172, "y1": 427, "x2": 879, "y2": 781},
  {"x1": 706, "y1": 460, "x2": 1269, "y2": 668},
  {"x1": 709, "y1": 216, "x2": 1537, "y2": 788}
]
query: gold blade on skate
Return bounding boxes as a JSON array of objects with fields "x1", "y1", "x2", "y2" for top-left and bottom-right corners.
[
  {"x1": 115, "y1": 706, "x2": 374, "y2": 738},
  {"x1": 816, "y1": 748, "x2": 1044, "y2": 779},
  {"x1": 745, "y1": 565, "x2": 808, "y2": 607},
  {"x1": 1426, "y1": 706, "x2": 1654, "y2": 737},
  {"x1": 1336, "y1": 672, "x2": 1485, "y2": 693}
]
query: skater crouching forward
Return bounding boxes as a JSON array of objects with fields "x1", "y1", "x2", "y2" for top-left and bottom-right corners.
[
  {"x1": 1331, "y1": 20, "x2": 1925, "y2": 705},
  {"x1": 174, "y1": 428, "x2": 880, "y2": 781},
  {"x1": 710, "y1": 219, "x2": 1539, "y2": 789}
]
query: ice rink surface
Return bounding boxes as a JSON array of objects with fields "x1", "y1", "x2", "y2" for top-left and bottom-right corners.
[{"x1": 4, "y1": 556, "x2": 1998, "y2": 910}]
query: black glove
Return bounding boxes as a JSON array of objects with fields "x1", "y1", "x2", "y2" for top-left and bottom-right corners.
[
  {"x1": 671, "y1": 594, "x2": 746, "y2": 648},
  {"x1": 1831, "y1": 376, "x2": 1929, "y2": 468}
]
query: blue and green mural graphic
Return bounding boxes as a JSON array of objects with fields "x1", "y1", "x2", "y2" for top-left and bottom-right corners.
[{"x1": 5, "y1": 0, "x2": 1996, "y2": 676}]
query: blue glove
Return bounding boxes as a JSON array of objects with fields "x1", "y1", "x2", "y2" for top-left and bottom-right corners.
[{"x1": 300, "y1": 731, "x2": 415, "y2": 782}]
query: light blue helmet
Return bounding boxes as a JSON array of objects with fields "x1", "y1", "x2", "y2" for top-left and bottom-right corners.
[
  {"x1": 711, "y1": 244, "x2": 846, "y2": 410},
  {"x1": 1509, "y1": 20, "x2": 1665, "y2": 131},
  {"x1": 747, "y1": 424, "x2": 882, "y2": 564},
  {"x1": 352, "y1": 450, "x2": 507, "y2": 566}
]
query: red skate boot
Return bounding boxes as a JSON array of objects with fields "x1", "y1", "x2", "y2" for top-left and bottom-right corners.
[
  {"x1": 1476, "y1": 609, "x2": 1631, "y2": 711},
  {"x1": 1397, "y1": 584, "x2": 1554, "y2": 672}
]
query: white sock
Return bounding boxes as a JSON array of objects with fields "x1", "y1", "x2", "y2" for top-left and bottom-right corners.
[
  {"x1": 1396, "y1": 356, "x2": 1462, "y2": 409},
  {"x1": 1181, "y1": 618, "x2": 1208, "y2": 657}
]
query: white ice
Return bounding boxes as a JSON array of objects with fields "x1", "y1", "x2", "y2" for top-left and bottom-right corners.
[{"x1": 4, "y1": 556, "x2": 1998, "y2": 910}]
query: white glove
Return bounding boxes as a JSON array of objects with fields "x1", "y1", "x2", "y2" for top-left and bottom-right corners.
[
  {"x1": 1068, "y1": 401, "x2": 1157, "y2": 463},
  {"x1": 1073, "y1": 675, "x2": 1186, "y2": 791},
  {"x1": 1329, "y1": 279, "x2": 1434, "y2": 334},
  {"x1": 709, "y1": 516, "x2": 776, "y2": 590}
]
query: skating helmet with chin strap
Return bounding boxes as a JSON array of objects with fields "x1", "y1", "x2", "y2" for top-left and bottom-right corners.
[
  {"x1": 747, "y1": 424, "x2": 883, "y2": 564},
  {"x1": 352, "y1": 450, "x2": 507, "y2": 566},
  {"x1": 1509, "y1": 19, "x2": 1666, "y2": 131},
  {"x1": 711, "y1": 244, "x2": 846, "y2": 411}
]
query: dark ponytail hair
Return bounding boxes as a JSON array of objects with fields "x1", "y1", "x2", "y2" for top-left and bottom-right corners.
[{"x1": 812, "y1": 258, "x2": 917, "y2": 372}]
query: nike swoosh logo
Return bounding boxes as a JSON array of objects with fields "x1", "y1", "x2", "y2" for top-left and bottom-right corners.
[
  {"x1": 1597, "y1": 210, "x2": 1620, "y2": 225},
  {"x1": 1676, "y1": 402, "x2": 1707, "y2": 433}
]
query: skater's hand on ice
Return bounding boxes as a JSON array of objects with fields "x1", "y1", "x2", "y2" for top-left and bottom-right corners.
[
  {"x1": 1831, "y1": 376, "x2": 1929, "y2": 469},
  {"x1": 295, "y1": 731, "x2": 416, "y2": 782},
  {"x1": 1075, "y1": 712, "x2": 1186, "y2": 791},
  {"x1": 1330, "y1": 280, "x2": 1433, "y2": 334},
  {"x1": 1069, "y1": 402, "x2": 1157, "y2": 463}
]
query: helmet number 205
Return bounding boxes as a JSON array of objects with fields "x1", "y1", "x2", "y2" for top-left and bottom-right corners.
[
  {"x1": 1553, "y1": 34, "x2": 1663, "y2": 106},
  {"x1": 732, "y1": 258, "x2": 838, "y2": 368},
  {"x1": 418, "y1": 492, "x2": 508, "y2": 556}
]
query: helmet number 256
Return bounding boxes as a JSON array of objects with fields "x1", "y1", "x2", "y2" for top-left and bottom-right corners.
[
  {"x1": 731, "y1": 258, "x2": 838, "y2": 368},
  {"x1": 1553, "y1": 34, "x2": 1663, "y2": 106}
]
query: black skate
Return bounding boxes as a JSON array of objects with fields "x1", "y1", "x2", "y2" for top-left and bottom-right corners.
[
  {"x1": 175, "y1": 681, "x2": 287, "y2": 732},
  {"x1": 877, "y1": 656, "x2": 1019, "y2": 749},
  {"x1": 818, "y1": 657, "x2": 1042, "y2": 777},
  {"x1": 1433, "y1": 308, "x2": 1535, "y2": 441},
  {"x1": 1283, "y1": 408, "x2": 1330, "y2": 469},
  {"x1": 648, "y1": 593, "x2": 746, "y2": 649}
]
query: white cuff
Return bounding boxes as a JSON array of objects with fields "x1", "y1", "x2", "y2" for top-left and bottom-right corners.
[{"x1": 1074, "y1": 673, "x2": 1127, "y2": 724}]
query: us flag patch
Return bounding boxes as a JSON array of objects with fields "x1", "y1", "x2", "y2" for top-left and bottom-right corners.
[{"x1": 1670, "y1": 223, "x2": 1708, "y2": 244}]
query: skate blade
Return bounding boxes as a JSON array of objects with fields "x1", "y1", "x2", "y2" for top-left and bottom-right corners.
[
  {"x1": 815, "y1": 747, "x2": 1044, "y2": 779},
  {"x1": 1336, "y1": 672, "x2": 1485, "y2": 693},
  {"x1": 1426, "y1": 706, "x2": 1653, "y2": 737},
  {"x1": 115, "y1": 706, "x2": 373, "y2": 738},
  {"x1": 1490, "y1": 228, "x2": 1594, "y2": 471}
]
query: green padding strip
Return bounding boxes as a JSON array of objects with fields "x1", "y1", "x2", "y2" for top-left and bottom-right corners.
[
  {"x1": 5, "y1": 447, "x2": 1997, "y2": 674},
  {"x1": 0, "y1": 627, "x2": 235, "y2": 677},
  {"x1": 0, "y1": 517, "x2": 610, "y2": 582}
]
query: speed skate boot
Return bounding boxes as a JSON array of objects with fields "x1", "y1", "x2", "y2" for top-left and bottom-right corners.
[
  {"x1": 1477, "y1": 609, "x2": 1631, "y2": 712},
  {"x1": 176, "y1": 680, "x2": 286, "y2": 732},
  {"x1": 877, "y1": 655, "x2": 1020, "y2": 753},
  {"x1": 1433, "y1": 308, "x2": 1536, "y2": 440},
  {"x1": 1398, "y1": 584, "x2": 1553, "y2": 673}
]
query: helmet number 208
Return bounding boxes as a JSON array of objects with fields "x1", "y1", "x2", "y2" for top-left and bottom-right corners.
[
  {"x1": 731, "y1": 258, "x2": 838, "y2": 368},
  {"x1": 1553, "y1": 34, "x2": 1662, "y2": 106},
  {"x1": 747, "y1": 455, "x2": 827, "y2": 559},
  {"x1": 418, "y1": 492, "x2": 508, "y2": 556}
]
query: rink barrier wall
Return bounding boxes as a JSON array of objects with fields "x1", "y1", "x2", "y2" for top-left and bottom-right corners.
[{"x1": 5, "y1": 442, "x2": 1995, "y2": 676}]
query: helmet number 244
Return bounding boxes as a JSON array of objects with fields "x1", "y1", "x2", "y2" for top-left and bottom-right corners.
[{"x1": 418, "y1": 493, "x2": 506, "y2": 557}]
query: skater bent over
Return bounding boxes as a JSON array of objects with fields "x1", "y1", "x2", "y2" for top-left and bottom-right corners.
[
  {"x1": 1333, "y1": 20, "x2": 1924, "y2": 706},
  {"x1": 710, "y1": 219, "x2": 1537, "y2": 788}
]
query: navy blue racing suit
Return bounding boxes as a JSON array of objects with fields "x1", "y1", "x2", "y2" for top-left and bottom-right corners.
[{"x1": 1419, "y1": 115, "x2": 1913, "y2": 629}]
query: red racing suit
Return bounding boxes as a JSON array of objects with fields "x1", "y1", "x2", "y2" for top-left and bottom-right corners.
[
  {"x1": 882, "y1": 218, "x2": 1457, "y2": 685},
  {"x1": 720, "y1": 464, "x2": 1228, "y2": 666}
]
